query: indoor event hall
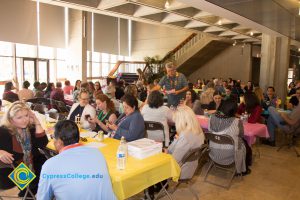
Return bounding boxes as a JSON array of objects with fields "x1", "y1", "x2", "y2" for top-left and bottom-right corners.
[{"x1": 0, "y1": 0, "x2": 300, "y2": 200}]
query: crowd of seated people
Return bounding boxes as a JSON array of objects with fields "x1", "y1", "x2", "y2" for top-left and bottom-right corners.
[{"x1": 1, "y1": 73, "x2": 299, "y2": 199}]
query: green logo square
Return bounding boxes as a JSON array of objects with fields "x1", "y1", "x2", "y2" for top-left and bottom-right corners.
[{"x1": 8, "y1": 162, "x2": 36, "y2": 190}]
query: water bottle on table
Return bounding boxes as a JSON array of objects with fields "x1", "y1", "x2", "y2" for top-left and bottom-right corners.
[{"x1": 117, "y1": 136, "x2": 127, "y2": 170}]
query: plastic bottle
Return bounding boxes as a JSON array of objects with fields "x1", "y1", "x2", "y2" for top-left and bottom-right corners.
[
  {"x1": 98, "y1": 130, "x2": 104, "y2": 142},
  {"x1": 117, "y1": 136, "x2": 127, "y2": 170},
  {"x1": 244, "y1": 111, "x2": 249, "y2": 122},
  {"x1": 204, "y1": 109, "x2": 209, "y2": 117},
  {"x1": 241, "y1": 113, "x2": 245, "y2": 122}
]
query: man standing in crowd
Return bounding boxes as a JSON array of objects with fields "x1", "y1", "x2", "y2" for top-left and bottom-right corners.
[
  {"x1": 37, "y1": 120, "x2": 116, "y2": 200},
  {"x1": 153, "y1": 62, "x2": 188, "y2": 106}
]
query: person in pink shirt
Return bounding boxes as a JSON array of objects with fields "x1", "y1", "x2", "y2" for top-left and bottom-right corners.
[{"x1": 63, "y1": 80, "x2": 74, "y2": 95}]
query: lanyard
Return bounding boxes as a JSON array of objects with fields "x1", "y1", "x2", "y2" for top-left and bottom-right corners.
[
  {"x1": 98, "y1": 110, "x2": 110, "y2": 122},
  {"x1": 60, "y1": 143, "x2": 83, "y2": 153}
]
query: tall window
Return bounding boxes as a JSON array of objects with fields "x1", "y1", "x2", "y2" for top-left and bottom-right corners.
[{"x1": 287, "y1": 68, "x2": 294, "y2": 86}]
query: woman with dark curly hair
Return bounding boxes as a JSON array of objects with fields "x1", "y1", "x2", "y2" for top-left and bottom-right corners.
[
  {"x1": 141, "y1": 90, "x2": 172, "y2": 146},
  {"x1": 237, "y1": 92, "x2": 263, "y2": 123},
  {"x1": 182, "y1": 89, "x2": 203, "y2": 115},
  {"x1": 108, "y1": 94, "x2": 145, "y2": 142}
]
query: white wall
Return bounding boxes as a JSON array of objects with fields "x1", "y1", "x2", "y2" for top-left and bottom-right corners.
[
  {"x1": 188, "y1": 44, "x2": 252, "y2": 83},
  {"x1": 131, "y1": 21, "x2": 191, "y2": 60}
]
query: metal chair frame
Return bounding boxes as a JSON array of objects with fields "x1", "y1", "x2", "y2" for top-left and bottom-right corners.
[
  {"x1": 277, "y1": 123, "x2": 300, "y2": 157},
  {"x1": 203, "y1": 132, "x2": 240, "y2": 190},
  {"x1": 144, "y1": 121, "x2": 166, "y2": 146},
  {"x1": 154, "y1": 144, "x2": 209, "y2": 200}
]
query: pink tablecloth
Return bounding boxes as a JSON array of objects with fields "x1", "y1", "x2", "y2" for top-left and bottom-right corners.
[
  {"x1": 196, "y1": 115, "x2": 269, "y2": 146},
  {"x1": 64, "y1": 94, "x2": 74, "y2": 106}
]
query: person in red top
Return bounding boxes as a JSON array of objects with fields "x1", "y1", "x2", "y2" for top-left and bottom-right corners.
[
  {"x1": 50, "y1": 82, "x2": 65, "y2": 102},
  {"x1": 2, "y1": 81, "x2": 19, "y2": 103},
  {"x1": 63, "y1": 80, "x2": 74, "y2": 95},
  {"x1": 237, "y1": 92, "x2": 263, "y2": 123}
]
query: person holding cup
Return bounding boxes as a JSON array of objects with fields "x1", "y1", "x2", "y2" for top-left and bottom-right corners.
[
  {"x1": 67, "y1": 90, "x2": 96, "y2": 130},
  {"x1": 152, "y1": 62, "x2": 188, "y2": 107}
]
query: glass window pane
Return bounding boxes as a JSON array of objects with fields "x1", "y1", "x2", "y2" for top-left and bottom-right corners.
[
  {"x1": 110, "y1": 54, "x2": 117, "y2": 63},
  {"x1": 16, "y1": 43, "x2": 37, "y2": 58},
  {"x1": 118, "y1": 55, "x2": 124, "y2": 61},
  {"x1": 288, "y1": 69, "x2": 293, "y2": 79},
  {"x1": 101, "y1": 63, "x2": 109, "y2": 76},
  {"x1": 49, "y1": 60, "x2": 56, "y2": 83},
  {"x1": 0, "y1": 41, "x2": 13, "y2": 56},
  {"x1": 92, "y1": 62, "x2": 100, "y2": 77},
  {"x1": 16, "y1": 58, "x2": 23, "y2": 89},
  {"x1": 57, "y1": 48, "x2": 66, "y2": 60},
  {"x1": 39, "y1": 46, "x2": 54, "y2": 59},
  {"x1": 92, "y1": 52, "x2": 100, "y2": 62},
  {"x1": 38, "y1": 61, "x2": 48, "y2": 83},
  {"x1": 101, "y1": 53, "x2": 109, "y2": 63},
  {"x1": 0, "y1": 57, "x2": 13, "y2": 80},
  {"x1": 23, "y1": 60, "x2": 35, "y2": 85}
]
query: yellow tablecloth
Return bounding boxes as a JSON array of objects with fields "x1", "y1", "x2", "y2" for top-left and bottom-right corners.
[{"x1": 47, "y1": 138, "x2": 181, "y2": 200}]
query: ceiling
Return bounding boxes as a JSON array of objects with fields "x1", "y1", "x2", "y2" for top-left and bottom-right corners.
[
  {"x1": 202, "y1": 0, "x2": 300, "y2": 50},
  {"x1": 38, "y1": 0, "x2": 300, "y2": 49}
]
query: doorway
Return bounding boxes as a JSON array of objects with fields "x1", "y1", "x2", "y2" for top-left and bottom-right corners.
[{"x1": 23, "y1": 58, "x2": 49, "y2": 84}]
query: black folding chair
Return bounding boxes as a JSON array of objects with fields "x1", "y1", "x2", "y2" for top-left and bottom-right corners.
[
  {"x1": 277, "y1": 122, "x2": 300, "y2": 157},
  {"x1": 155, "y1": 144, "x2": 208, "y2": 200},
  {"x1": 0, "y1": 162, "x2": 36, "y2": 200},
  {"x1": 38, "y1": 147, "x2": 58, "y2": 160},
  {"x1": 144, "y1": 121, "x2": 166, "y2": 146},
  {"x1": 204, "y1": 132, "x2": 240, "y2": 189}
]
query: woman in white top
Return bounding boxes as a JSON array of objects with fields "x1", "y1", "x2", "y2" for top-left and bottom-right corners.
[{"x1": 141, "y1": 90, "x2": 172, "y2": 146}]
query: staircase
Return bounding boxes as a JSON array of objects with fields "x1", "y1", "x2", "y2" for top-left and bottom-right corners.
[
  {"x1": 163, "y1": 33, "x2": 231, "y2": 76},
  {"x1": 107, "y1": 32, "x2": 231, "y2": 78}
]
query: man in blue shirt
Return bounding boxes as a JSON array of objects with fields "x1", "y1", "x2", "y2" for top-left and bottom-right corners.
[
  {"x1": 153, "y1": 62, "x2": 188, "y2": 106},
  {"x1": 37, "y1": 120, "x2": 116, "y2": 200}
]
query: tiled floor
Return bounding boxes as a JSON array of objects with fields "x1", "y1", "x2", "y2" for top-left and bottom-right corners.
[
  {"x1": 1, "y1": 142, "x2": 300, "y2": 200},
  {"x1": 159, "y1": 143, "x2": 300, "y2": 200}
]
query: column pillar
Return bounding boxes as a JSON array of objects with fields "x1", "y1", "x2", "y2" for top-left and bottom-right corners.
[
  {"x1": 260, "y1": 34, "x2": 290, "y2": 104},
  {"x1": 67, "y1": 9, "x2": 87, "y2": 82}
]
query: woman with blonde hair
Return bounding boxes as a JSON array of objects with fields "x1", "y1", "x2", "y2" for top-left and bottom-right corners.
[
  {"x1": 147, "y1": 105, "x2": 204, "y2": 199},
  {"x1": 168, "y1": 105, "x2": 204, "y2": 179},
  {"x1": 0, "y1": 101, "x2": 48, "y2": 195},
  {"x1": 254, "y1": 87, "x2": 264, "y2": 105}
]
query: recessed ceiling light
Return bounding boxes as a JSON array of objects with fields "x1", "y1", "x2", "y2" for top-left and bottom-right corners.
[
  {"x1": 232, "y1": 40, "x2": 237, "y2": 46},
  {"x1": 165, "y1": 0, "x2": 170, "y2": 9},
  {"x1": 250, "y1": 31, "x2": 254, "y2": 36}
]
